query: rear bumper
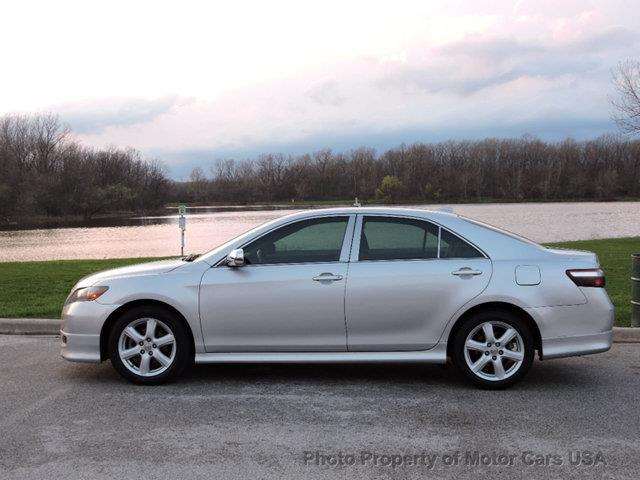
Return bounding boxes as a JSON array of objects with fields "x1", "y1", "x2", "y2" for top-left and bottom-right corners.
[
  {"x1": 541, "y1": 330, "x2": 612, "y2": 360},
  {"x1": 526, "y1": 287, "x2": 614, "y2": 359},
  {"x1": 60, "y1": 330, "x2": 101, "y2": 363}
]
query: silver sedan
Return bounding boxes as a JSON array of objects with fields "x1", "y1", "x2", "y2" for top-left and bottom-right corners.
[{"x1": 60, "y1": 207, "x2": 614, "y2": 388}]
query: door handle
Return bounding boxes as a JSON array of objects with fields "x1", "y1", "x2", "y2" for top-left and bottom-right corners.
[
  {"x1": 452, "y1": 268, "x2": 483, "y2": 277},
  {"x1": 312, "y1": 273, "x2": 343, "y2": 282}
]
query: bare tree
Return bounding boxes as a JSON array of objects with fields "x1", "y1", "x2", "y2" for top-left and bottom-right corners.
[
  {"x1": 0, "y1": 113, "x2": 170, "y2": 223},
  {"x1": 4, "y1": 113, "x2": 640, "y2": 224},
  {"x1": 611, "y1": 60, "x2": 640, "y2": 134},
  {"x1": 187, "y1": 167, "x2": 209, "y2": 203}
]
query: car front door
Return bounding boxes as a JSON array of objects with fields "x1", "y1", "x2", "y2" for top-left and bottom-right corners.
[
  {"x1": 345, "y1": 215, "x2": 492, "y2": 351},
  {"x1": 199, "y1": 215, "x2": 355, "y2": 352}
]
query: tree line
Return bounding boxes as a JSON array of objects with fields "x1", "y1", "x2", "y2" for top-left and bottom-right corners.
[
  {"x1": 179, "y1": 135, "x2": 640, "y2": 204},
  {"x1": 2, "y1": 113, "x2": 640, "y2": 227},
  {"x1": 0, "y1": 114, "x2": 168, "y2": 225}
]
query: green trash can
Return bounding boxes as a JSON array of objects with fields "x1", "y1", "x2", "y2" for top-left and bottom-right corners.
[{"x1": 633, "y1": 253, "x2": 640, "y2": 327}]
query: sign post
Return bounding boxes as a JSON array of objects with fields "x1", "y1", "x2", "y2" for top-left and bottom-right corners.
[
  {"x1": 178, "y1": 204, "x2": 187, "y2": 256},
  {"x1": 632, "y1": 253, "x2": 640, "y2": 327}
]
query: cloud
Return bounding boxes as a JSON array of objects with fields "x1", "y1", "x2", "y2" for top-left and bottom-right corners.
[
  {"x1": 58, "y1": 96, "x2": 183, "y2": 134},
  {"x1": 306, "y1": 80, "x2": 347, "y2": 107},
  {"x1": 64, "y1": 4, "x2": 638, "y2": 175},
  {"x1": 377, "y1": 26, "x2": 639, "y2": 95}
]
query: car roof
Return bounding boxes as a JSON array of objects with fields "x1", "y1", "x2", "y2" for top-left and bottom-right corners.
[{"x1": 280, "y1": 206, "x2": 459, "y2": 220}]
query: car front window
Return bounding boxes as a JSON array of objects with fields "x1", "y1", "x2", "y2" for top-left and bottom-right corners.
[{"x1": 243, "y1": 216, "x2": 349, "y2": 265}]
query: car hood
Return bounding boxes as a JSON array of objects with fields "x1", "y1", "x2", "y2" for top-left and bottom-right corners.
[{"x1": 76, "y1": 258, "x2": 186, "y2": 288}]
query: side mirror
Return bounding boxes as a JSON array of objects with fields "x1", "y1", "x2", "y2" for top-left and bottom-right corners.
[{"x1": 226, "y1": 248, "x2": 245, "y2": 267}]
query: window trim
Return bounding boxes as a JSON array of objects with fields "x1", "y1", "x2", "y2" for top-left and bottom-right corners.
[
  {"x1": 350, "y1": 214, "x2": 488, "y2": 263},
  {"x1": 216, "y1": 214, "x2": 357, "y2": 267}
]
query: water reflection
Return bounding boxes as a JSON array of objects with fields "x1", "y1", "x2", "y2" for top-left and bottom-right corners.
[{"x1": 1, "y1": 202, "x2": 638, "y2": 262}]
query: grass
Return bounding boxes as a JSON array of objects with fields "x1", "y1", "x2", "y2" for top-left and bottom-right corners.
[
  {"x1": 0, "y1": 257, "x2": 171, "y2": 319},
  {"x1": 0, "y1": 237, "x2": 638, "y2": 325}
]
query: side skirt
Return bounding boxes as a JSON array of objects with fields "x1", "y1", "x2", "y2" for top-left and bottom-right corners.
[{"x1": 195, "y1": 343, "x2": 448, "y2": 364}]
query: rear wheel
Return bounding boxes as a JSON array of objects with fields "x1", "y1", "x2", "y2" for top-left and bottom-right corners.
[
  {"x1": 108, "y1": 306, "x2": 191, "y2": 384},
  {"x1": 452, "y1": 310, "x2": 534, "y2": 389}
]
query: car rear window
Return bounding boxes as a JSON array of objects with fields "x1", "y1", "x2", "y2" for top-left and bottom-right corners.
[{"x1": 359, "y1": 217, "x2": 439, "y2": 261}]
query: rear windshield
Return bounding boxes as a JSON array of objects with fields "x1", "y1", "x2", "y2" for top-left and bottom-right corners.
[{"x1": 461, "y1": 216, "x2": 544, "y2": 249}]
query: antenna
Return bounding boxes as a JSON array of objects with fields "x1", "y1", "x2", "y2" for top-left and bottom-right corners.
[{"x1": 353, "y1": 197, "x2": 362, "y2": 207}]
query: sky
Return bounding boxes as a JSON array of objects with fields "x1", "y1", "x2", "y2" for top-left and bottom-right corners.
[{"x1": 1, "y1": 0, "x2": 638, "y2": 178}]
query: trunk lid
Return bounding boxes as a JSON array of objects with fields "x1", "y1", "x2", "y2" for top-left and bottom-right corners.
[{"x1": 545, "y1": 248, "x2": 599, "y2": 267}]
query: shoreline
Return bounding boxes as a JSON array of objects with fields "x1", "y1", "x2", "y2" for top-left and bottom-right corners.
[{"x1": 3, "y1": 198, "x2": 640, "y2": 232}]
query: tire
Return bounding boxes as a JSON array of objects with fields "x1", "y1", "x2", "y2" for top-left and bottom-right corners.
[
  {"x1": 108, "y1": 305, "x2": 192, "y2": 385},
  {"x1": 452, "y1": 310, "x2": 534, "y2": 389}
]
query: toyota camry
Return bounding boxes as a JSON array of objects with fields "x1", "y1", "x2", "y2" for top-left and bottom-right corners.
[{"x1": 60, "y1": 207, "x2": 614, "y2": 388}]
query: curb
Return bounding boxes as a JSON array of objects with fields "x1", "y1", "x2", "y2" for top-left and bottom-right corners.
[
  {"x1": 612, "y1": 327, "x2": 640, "y2": 343},
  {"x1": 0, "y1": 318, "x2": 59, "y2": 335},
  {"x1": 0, "y1": 318, "x2": 639, "y2": 342}
]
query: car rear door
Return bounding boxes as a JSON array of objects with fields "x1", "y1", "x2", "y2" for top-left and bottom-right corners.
[{"x1": 345, "y1": 214, "x2": 492, "y2": 351}]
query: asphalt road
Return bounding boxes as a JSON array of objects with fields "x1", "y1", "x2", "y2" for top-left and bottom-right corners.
[{"x1": 0, "y1": 335, "x2": 639, "y2": 480}]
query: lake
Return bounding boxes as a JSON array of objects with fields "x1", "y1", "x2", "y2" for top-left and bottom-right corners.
[{"x1": 1, "y1": 202, "x2": 639, "y2": 262}]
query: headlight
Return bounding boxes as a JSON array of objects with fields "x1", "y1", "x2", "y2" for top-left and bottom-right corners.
[{"x1": 65, "y1": 286, "x2": 109, "y2": 304}]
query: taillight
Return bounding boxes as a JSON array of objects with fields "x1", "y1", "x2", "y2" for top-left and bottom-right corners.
[{"x1": 566, "y1": 268, "x2": 606, "y2": 288}]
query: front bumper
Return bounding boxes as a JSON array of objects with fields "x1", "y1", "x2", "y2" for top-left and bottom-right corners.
[
  {"x1": 60, "y1": 330, "x2": 101, "y2": 363},
  {"x1": 60, "y1": 299, "x2": 116, "y2": 364}
]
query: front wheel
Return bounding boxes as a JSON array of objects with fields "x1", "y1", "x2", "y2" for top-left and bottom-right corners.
[
  {"x1": 108, "y1": 306, "x2": 192, "y2": 384},
  {"x1": 452, "y1": 310, "x2": 534, "y2": 389}
]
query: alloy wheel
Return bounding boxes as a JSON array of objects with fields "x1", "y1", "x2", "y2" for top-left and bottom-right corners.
[
  {"x1": 463, "y1": 320, "x2": 525, "y2": 382},
  {"x1": 118, "y1": 317, "x2": 176, "y2": 377}
]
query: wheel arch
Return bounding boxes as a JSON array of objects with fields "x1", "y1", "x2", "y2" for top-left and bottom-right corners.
[
  {"x1": 446, "y1": 301, "x2": 542, "y2": 359},
  {"x1": 100, "y1": 299, "x2": 195, "y2": 361}
]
